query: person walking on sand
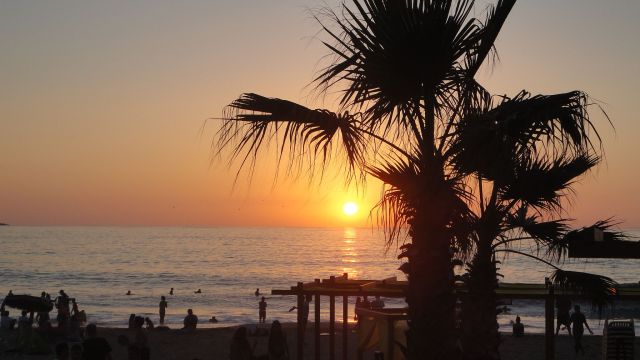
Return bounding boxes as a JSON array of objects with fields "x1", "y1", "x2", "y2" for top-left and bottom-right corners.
[
  {"x1": 570, "y1": 305, "x2": 593, "y2": 355},
  {"x1": 258, "y1": 297, "x2": 267, "y2": 323},
  {"x1": 158, "y1": 296, "x2": 168, "y2": 325}
]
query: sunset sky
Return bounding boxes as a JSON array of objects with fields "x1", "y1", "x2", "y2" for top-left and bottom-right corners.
[{"x1": 1, "y1": 1, "x2": 639, "y2": 228}]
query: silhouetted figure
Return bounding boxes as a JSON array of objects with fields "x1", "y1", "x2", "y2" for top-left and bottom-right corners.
[
  {"x1": 354, "y1": 297, "x2": 362, "y2": 321},
  {"x1": 133, "y1": 317, "x2": 150, "y2": 359},
  {"x1": 169, "y1": 288, "x2": 174, "y2": 295},
  {"x1": 56, "y1": 342, "x2": 70, "y2": 360},
  {"x1": 194, "y1": 289, "x2": 202, "y2": 294},
  {"x1": 144, "y1": 317, "x2": 154, "y2": 330},
  {"x1": 512, "y1": 316, "x2": 524, "y2": 337},
  {"x1": 82, "y1": 323, "x2": 112, "y2": 360},
  {"x1": 126, "y1": 290, "x2": 132, "y2": 296},
  {"x1": 555, "y1": 296, "x2": 572, "y2": 335},
  {"x1": 267, "y1": 320, "x2": 289, "y2": 360},
  {"x1": 1, "y1": 310, "x2": 16, "y2": 330},
  {"x1": 255, "y1": 288, "x2": 260, "y2": 296},
  {"x1": 208, "y1": 316, "x2": 218, "y2": 323},
  {"x1": 128, "y1": 314, "x2": 136, "y2": 329},
  {"x1": 570, "y1": 305, "x2": 593, "y2": 354},
  {"x1": 259, "y1": 297, "x2": 267, "y2": 323},
  {"x1": 229, "y1": 326, "x2": 254, "y2": 360},
  {"x1": 159, "y1": 296, "x2": 168, "y2": 325},
  {"x1": 183, "y1": 309, "x2": 198, "y2": 331}
]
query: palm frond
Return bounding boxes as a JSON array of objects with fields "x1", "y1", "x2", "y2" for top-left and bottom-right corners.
[
  {"x1": 315, "y1": 0, "x2": 485, "y2": 136},
  {"x1": 216, "y1": 93, "x2": 364, "y2": 182},
  {"x1": 465, "y1": 0, "x2": 517, "y2": 76},
  {"x1": 551, "y1": 269, "x2": 617, "y2": 310},
  {"x1": 499, "y1": 154, "x2": 599, "y2": 210}
]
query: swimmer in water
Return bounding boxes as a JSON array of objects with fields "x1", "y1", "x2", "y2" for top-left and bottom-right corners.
[
  {"x1": 208, "y1": 316, "x2": 218, "y2": 323},
  {"x1": 126, "y1": 290, "x2": 132, "y2": 296},
  {"x1": 255, "y1": 288, "x2": 260, "y2": 296},
  {"x1": 169, "y1": 288, "x2": 174, "y2": 295},
  {"x1": 194, "y1": 289, "x2": 202, "y2": 294}
]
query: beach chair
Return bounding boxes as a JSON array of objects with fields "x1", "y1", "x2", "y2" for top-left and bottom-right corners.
[{"x1": 602, "y1": 318, "x2": 634, "y2": 360}]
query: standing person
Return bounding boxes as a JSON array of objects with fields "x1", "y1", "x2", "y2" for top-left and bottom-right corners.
[
  {"x1": 267, "y1": 320, "x2": 289, "y2": 360},
  {"x1": 82, "y1": 324, "x2": 112, "y2": 360},
  {"x1": 254, "y1": 288, "x2": 260, "y2": 297},
  {"x1": 512, "y1": 316, "x2": 524, "y2": 337},
  {"x1": 158, "y1": 296, "x2": 168, "y2": 325},
  {"x1": 570, "y1": 305, "x2": 593, "y2": 355},
  {"x1": 230, "y1": 326, "x2": 254, "y2": 360},
  {"x1": 555, "y1": 296, "x2": 572, "y2": 335},
  {"x1": 258, "y1": 297, "x2": 267, "y2": 324},
  {"x1": 354, "y1": 297, "x2": 362, "y2": 321}
]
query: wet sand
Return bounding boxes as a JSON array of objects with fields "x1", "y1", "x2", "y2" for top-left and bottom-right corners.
[{"x1": 1, "y1": 323, "x2": 639, "y2": 359}]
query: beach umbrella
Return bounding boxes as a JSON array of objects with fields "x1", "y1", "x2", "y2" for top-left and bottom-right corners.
[{"x1": 2, "y1": 294, "x2": 53, "y2": 313}]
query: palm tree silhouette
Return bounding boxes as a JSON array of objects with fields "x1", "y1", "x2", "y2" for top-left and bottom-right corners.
[
  {"x1": 448, "y1": 90, "x2": 620, "y2": 359},
  {"x1": 214, "y1": 1, "x2": 612, "y2": 358}
]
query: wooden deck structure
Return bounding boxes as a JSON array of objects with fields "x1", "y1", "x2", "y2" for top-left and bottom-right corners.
[{"x1": 272, "y1": 274, "x2": 640, "y2": 360}]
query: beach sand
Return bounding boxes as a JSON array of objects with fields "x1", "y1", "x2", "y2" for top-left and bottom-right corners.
[{"x1": 2, "y1": 323, "x2": 639, "y2": 359}]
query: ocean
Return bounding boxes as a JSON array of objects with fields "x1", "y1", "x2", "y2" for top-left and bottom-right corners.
[{"x1": 1, "y1": 226, "x2": 638, "y2": 334}]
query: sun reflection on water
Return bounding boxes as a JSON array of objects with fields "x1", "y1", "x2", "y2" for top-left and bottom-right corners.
[{"x1": 342, "y1": 227, "x2": 359, "y2": 278}]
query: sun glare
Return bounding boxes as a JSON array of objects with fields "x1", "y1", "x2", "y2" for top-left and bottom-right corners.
[{"x1": 342, "y1": 202, "x2": 358, "y2": 216}]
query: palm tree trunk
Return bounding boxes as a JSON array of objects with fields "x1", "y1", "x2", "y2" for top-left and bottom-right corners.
[
  {"x1": 405, "y1": 204, "x2": 459, "y2": 360},
  {"x1": 461, "y1": 239, "x2": 500, "y2": 360}
]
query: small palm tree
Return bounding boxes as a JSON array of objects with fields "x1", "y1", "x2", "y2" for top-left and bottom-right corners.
[
  {"x1": 448, "y1": 91, "x2": 619, "y2": 359},
  {"x1": 212, "y1": 1, "x2": 610, "y2": 358}
]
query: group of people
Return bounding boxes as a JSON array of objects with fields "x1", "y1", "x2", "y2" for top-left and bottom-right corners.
[
  {"x1": 230, "y1": 320, "x2": 289, "y2": 360},
  {"x1": 54, "y1": 323, "x2": 113, "y2": 360},
  {"x1": 511, "y1": 297, "x2": 594, "y2": 355}
]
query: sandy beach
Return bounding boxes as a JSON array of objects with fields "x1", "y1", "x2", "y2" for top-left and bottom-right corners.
[{"x1": 2, "y1": 323, "x2": 639, "y2": 360}]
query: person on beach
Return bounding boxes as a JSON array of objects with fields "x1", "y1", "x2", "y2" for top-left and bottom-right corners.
[
  {"x1": 133, "y1": 316, "x2": 150, "y2": 360},
  {"x1": 1, "y1": 310, "x2": 16, "y2": 330},
  {"x1": 128, "y1": 314, "x2": 136, "y2": 329},
  {"x1": 255, "y1": 288, "x2": 260, "y2": 296},
  {"x1": 159, "y1": 296, "x2": 168, "y2": 324},
  {"x1": 82, "y1": 324, "x2": 112, "y2": 360},
  {"x1": 183, "y1": 309, "x2": 198, "y2": 331},
  {"x1": 570, "y1": 305, "x2": 593, "y2": 354},
  {"x1": 144, "y1": 317, "x2": 154, "y2": 330},
  {"x1": 267, "y1": 320, "x2": 289, "y2": 360},
  {"x1": 512, "y1": 316, "x2": 524, "y2": 337},
  {"x1": 230, "y1": 326, "x2": 255, "y2": 360},
  {"x1": 555, "y1": 296, "x2": 572, "y2": 335},
  {"x1": 258, "y1": 297, "x2": 267, "y2": 323}
]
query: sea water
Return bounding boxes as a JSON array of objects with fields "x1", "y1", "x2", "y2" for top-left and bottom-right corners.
[{"x1": 0, "y1": 226, "x2": 638, "y2": 333}]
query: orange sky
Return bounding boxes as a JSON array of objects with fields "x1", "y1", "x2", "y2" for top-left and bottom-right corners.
[{"x1": 1, "y1": 1, "x2": 639, "y2": 228}]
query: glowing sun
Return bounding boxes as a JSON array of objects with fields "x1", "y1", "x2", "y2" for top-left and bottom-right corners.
[{"x1": 343, "y1": 202, "x2": 358, "y2": 216}]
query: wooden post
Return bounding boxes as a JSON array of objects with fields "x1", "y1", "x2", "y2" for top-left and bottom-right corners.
[
  {"x1": 314, "y1": 279, "x2": 321, "y2": 360},
  {"x1": 545, "y1": 281, "x2": 555, "y2": 360},
  {"x1": 330, "y1": 295, "x2": 336, "y2": 360},
  {"x1": 343, "y1": 295, "x2": 348, "y2": 360},
  {"x1": 297, "y1": 282, "x2": 304, "y2": 360}
]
